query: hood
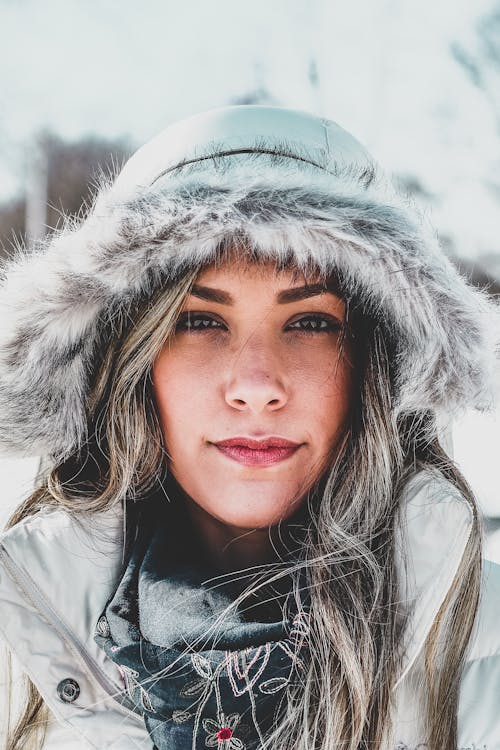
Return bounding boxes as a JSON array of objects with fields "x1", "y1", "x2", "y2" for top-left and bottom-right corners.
[{"x1": 0, "y1": 104, "x2": 498, "y2": 459}]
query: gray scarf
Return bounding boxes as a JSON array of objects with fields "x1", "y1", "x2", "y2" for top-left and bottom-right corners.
[{"x1": 94, "y1": 489, "x2": 310, "y2": 750}]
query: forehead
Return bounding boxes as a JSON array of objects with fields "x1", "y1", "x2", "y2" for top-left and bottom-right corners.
[{"x1": 194, "y1": 251, "x2": 336, "y2": 291}]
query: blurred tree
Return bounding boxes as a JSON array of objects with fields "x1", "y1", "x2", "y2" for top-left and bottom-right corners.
[
  {"x1": 450, "y1": 5, "x2": 500, "y2": 283},
  {"x1": 230, "y1": 87, "x2": 277, "y2": 106},
  {"x1": 0, "y1": 198, "x2": 26, "y2": 258},
  {"x1": 451, "y1": 2, "x2": 500, "y2": 127},
  {"x1": 0, "y1": 132, "x2": 132, "y2": 259},
  {"x1": 43, "y1": 132, "x2": 132, "y2": 228},
  {"x1": 454, "y1": 256, "x2": 500, "y2": 297}
]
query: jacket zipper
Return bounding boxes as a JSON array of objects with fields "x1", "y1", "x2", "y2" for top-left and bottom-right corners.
[{"x1": 0, "y1": 541, "x2": 139, "y2": 716}]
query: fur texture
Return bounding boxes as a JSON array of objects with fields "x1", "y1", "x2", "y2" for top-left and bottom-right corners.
[{"x1": 0, "y1": 147, "x2": 498, "y2": 459}]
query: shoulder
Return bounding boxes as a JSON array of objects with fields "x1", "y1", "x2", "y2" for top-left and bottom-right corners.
[
  {"x1": 458, "y1": 559, "x2": 500, "y2": 743},
  {"x1": 398, "y1": 466, "x2": 474, "y2": 510},
  {"x1": 400, "y1": 468, "x2": 500, "y2": 662},
  {"x1": 466, "y1": 557, "x2": 500, "y2": 662},
  {"x1": 0, "y1": 502, "x2": 126, "y2": 663},
  {"x1": 0, "y1": 500, "x2": 124, "y2": 555},
  {"x1": 0, "y1": 502, "x2": 125, "y2": 593},
  {"x1": 0, "y1": 503, "x2": 151, "y2": 749}
]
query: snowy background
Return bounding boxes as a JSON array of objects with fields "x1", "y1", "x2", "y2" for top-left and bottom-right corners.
[
  {"x1": 0, "y1": 0, "x2": 499, "y2": 541},
  {"x1": 0, "y1": 0, "x2": 500, "y2": 735}
]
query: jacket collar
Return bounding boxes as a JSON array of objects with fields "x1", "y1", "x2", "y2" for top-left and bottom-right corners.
[
  {"x1": 0, "y1": 468, "x2": 473, "y2": 689},
  {"x1": 393, "y1": 468, "x2": 473, "y2": 688}
]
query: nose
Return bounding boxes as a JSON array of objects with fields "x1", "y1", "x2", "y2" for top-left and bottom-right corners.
[{"x1": 224, "y1": 337, "x2": 288, "y2": 413}]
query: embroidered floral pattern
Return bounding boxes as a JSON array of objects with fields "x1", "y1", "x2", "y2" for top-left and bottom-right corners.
[
  {"x1": 178, "y1": 610, "x2": 309, "y2": 748},
  {"x1": 118, "y1": 664, "x2": 156, "y2": 714},
  {"x1": 181, "y1": 653, "x2": 217, "y2": 699},
  {"x1": 172, "y1": 709, "x2": 192, "y2": 724},
  {"x1": 203, "y1": 712, "x2": 245, "y2": 748},
  {"x1": 101, "y1": 610, "x2": 309, "y2": 748},
  {"x1": 258, "y1": 676, "x2": 289, "y2": 694},
  {"x1": 226, "y1": 643, "x2": 272, "y2": 697}
]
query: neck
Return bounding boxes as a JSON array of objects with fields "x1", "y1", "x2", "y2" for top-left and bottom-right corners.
[
  {"x1": 168, "y1": 480, "x2": 306, "y2": 576},
  {"x1": 188, "y1": 504, "x2": 280, "y2": 574}
]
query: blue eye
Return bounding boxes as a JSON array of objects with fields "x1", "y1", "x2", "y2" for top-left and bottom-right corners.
[
  {"x1": 175, "y1": 313, "x2": 224, "y2": 332},
  {"x1": 175, "y1": 313, "x2": 342, "y2": 335},
  {"x1": 287, "y1": 315, "x2": 342, "y2": 335}
]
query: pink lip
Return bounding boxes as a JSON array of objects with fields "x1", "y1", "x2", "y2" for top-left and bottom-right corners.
[{"x1": 212, "y1": 437, "x2": 302, "y2": 467}]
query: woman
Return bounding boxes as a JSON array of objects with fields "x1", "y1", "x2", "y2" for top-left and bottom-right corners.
[{"x1": 0, "y1": 105, "x2": 499, "y2": 750}]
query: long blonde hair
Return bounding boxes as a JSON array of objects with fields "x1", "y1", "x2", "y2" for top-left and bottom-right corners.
[{"x1": 4, "y1": 244, "x2": 482, "y2": 750}]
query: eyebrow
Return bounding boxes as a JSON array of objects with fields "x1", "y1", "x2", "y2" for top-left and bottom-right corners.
[{"x1": 189, "y1": 282, "x2": 342, "y2": 305}]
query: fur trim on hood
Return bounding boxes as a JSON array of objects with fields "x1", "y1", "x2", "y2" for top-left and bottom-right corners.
[{"x1": 0, "y1": 105, "x2": 498, "y2": 459}]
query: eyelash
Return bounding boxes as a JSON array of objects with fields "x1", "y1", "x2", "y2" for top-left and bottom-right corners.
[{"x1": 175, "y1": 313, "x2": 342, "y2": 336}]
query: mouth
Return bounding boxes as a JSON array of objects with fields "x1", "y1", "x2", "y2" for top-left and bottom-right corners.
[{"x1": 211, "y1": 437, "x2": 303, "y2": 467}]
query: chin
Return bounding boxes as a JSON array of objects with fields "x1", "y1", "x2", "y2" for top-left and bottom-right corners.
[{"x1": 209, "y1": 502, "x2": 298, "y2": 530}]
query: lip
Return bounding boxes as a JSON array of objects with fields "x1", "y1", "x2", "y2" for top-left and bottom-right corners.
[
  {"x1": 212, "y1": 436, "x2": 303, "y2": 467},
  {"x1": 215, "y1": 436, "x2": 302, "y2": 449}
]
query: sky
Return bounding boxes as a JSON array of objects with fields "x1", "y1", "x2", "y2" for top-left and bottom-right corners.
[
  {"x1": 0, "y1": 0, "x2": 499, "y2": 267},
  {"x1": 0, "y1": 0, "x2": 499, "y2": 521}
]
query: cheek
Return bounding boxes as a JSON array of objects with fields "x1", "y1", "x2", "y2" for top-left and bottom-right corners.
[
  {"x1": 304, "y1": 351, "x2": 350, "y2": 384},
  {"x1": 152, "y1": 354, "x2": 215, "y2": 444},
  {"x1": 302, "y1": 352, "x2": 353, "y2": 439}
]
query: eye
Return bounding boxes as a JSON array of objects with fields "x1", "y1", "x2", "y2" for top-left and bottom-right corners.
[
  {"x1": 175, "y1": 313, "x2": 225, "y2": 332},
  {"x1": 175, "y1": 312, "x2": 343, "y2": 335},
  {"x1": 287, "y1": 314, "x2": 342, "y2": 335}
]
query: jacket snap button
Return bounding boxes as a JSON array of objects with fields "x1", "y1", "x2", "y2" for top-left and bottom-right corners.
[{"x1": 57, "y1": 678, "x2": 80, "y2": 703}]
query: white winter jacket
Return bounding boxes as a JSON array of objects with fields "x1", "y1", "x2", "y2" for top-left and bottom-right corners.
[
  {"x1": 0, "y1": 467, "x2": 499, "y2": 749},
  {"x1": 0, "y1": 105, "x2": 499, "y2": 749}
]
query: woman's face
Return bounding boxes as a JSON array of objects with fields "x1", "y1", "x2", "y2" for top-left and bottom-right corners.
[{"x1": 152, "y1": 260, "x2": 354, "y2": 531}]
